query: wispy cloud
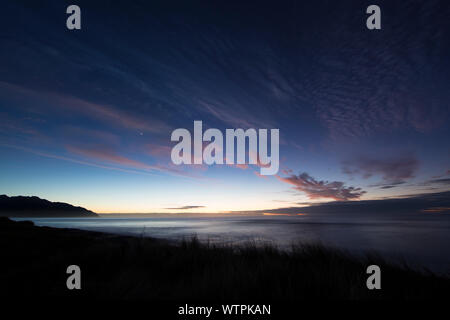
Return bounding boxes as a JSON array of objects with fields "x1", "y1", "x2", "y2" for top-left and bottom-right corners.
[
  {"x1": 0, "y1": 82, "x2": 171, "y2": 134},
  {"x1": 343, "y1": 155, "x2": 419, "y2": 185},
  {"x1": 58, "y1": 95, "x2": 171, "y2": 134},
  {"x1": 164, "y1": 205, "x2": 205, "y2": 210},
  {"x1": 144, "y1": 143, "x2": 172, "y2": 158},
  {"x1": 1, "y1": 144, "x2": 157, "y2": 177},
  {"x1": 65, "y1": 145, "x2": 197, "y2": 178},
  {"x1": 426, "y1": 178, "x2": 450, "y2": 185},
  {"x1": 66, "y1": 146, "x2": 152, "y2": 169},
  {"x1": 197, "y1": 100, "x2": 274, "y2": 129},
  {"x1": 277, "y1": 172, "x2": 365, "y2": 201}
]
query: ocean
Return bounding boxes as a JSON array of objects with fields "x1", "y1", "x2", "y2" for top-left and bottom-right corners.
[{"x1": 13, "y1": 214, "x2": 450, "y2": 274}]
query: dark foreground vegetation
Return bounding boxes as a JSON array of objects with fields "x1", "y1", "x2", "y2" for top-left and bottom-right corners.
[{"x1": 0, "y1": 217, "x2": 449, "y2": 301}]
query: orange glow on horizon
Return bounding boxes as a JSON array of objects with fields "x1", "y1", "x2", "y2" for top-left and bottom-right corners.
[{"x1": 421, "y1": 207, "x2": 450, "y2": 213}]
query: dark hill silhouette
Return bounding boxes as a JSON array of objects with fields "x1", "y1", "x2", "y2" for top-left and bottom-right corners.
[{"x1": 0, "y1": 195, "x2": 97, "y2": 217}]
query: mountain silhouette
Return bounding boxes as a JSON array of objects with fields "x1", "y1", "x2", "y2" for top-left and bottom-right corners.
[{"x1": 0, "y1": 195, "x2": 97, "y2": 217}]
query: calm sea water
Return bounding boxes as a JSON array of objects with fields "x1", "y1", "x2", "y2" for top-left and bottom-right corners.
[{"x1": 13, "y1": 214, "x2": 450, "y2": 274}]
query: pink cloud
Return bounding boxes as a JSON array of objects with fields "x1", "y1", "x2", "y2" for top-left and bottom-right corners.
[
  {"x1": 144, "y1": 143, "x2": 172, "y2": 158},
  {"x1": 67, "y1": 146, "x2": 151, "y2": 169},
  {"x1": 54, "y1": 95, "x2": 170, "y2": 134},
  {"x1": 2, "y1": 144, "x2": 157, "y2": 176},
  {"x1": 65, "y1": 145, "x2": 199, "y2": 178},
  {"x1": 277, "y1": 172, "x2": 365, "y2": 201}
]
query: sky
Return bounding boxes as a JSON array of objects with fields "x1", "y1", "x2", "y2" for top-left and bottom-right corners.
[{"x1": 0, "y1": 0, "x2": 449, "y2": 214}]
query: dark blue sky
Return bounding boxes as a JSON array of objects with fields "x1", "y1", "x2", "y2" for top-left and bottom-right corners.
[{"x1": 0, "y1": 0, "x2": 449, "y2": 213}]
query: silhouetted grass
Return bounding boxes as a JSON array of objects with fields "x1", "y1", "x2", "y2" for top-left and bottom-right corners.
[{"x1": 0, "y1": 217, "x2": 449, "y2": 301}]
